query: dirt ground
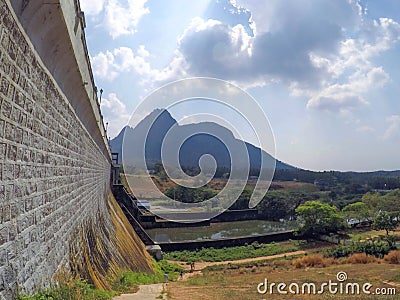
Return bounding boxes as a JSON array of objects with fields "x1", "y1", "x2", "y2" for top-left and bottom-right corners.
[{"x1": 168, "y1": 262, "x2": 400, "y2": 300}]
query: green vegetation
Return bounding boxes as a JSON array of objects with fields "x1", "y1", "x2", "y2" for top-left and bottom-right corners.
[
  {"x1": 362, "y1": 189, "x2": 400, "y2": 216},
  {"x1": 373, "y1": 211, "x2": 399, "y2": 235},
  {"x1": 164, "y1": 240, "x2": 304, "y2": 262},
  {"x1": 341, "y1": 201, "x2": 369, "y2": 220},
  {"x1": 295, "y1": 201, "x2": 346, "y2": 237},
  {"x1": 326, "y1": 235, "x2": 398, "y2": 259},
  {"x1": 164, "y1": 185, "x2": 217, "y2": 203},
  {"x1": 18, "y1": 260, "x2": 183, "y2": 300},
  {"x1": 341, "y1": 190, "x2": 400, "y2": 235},
  {"x1": 17, "y1": 279, "x2": 118, "y2": 300},
  {"x1": 256, "y1": 190, "x2": 314, "y2": 221}
]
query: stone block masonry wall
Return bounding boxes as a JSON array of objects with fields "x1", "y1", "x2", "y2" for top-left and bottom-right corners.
[{"x1": 0, "y1": 1, "x2": 114, "y2": 299}]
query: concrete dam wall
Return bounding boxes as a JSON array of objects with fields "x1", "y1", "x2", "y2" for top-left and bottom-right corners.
[{"x1": 0, "y1": 1, "x2": 153, "y2": 299}]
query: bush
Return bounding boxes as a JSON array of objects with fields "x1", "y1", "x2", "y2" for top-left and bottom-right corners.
[
  {"x1": 344, "y1": 253, "x2": 377, "y2": 264},
  {"x1": 384, "y1": 250, "x2": 400, "y2": 264},
  {"x1": 293, "y1": 255, "x2": 330, "y2": 268},
  {"x1": 326, "y1": 239, "x2": 395, "y2": 259},
  {"x1": 364, "y1": 240, "x2": 391, "y2": 258},
  {"x1": 326, "y1": 245, "x2": 354, "y2": 259},
  {"x1": 18, "y1": 279, "x2": 117, "y2": 300},
  {"x1": 112, "y1": 260, "x2": 184, "y2": 292}
]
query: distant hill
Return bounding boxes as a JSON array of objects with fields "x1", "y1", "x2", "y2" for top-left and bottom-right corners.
[{"x1": 110, "y1": 109, "x2": 296, "y2": 173}]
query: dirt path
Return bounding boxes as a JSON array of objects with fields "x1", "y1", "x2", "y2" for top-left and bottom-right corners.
[
  {"x1": 171, "y1": 249, "x2": 307, "y2": 277},
  {"x1": 112, "y1": 283, "x2": 166, "y2": 300},
  {"x1": 112, "y1": 249, "x2": 320, "y2": 299}
]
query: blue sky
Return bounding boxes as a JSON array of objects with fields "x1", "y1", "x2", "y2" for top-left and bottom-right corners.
[{"x1": 80, "y1": 0, "x2": 400, "y2": 172}]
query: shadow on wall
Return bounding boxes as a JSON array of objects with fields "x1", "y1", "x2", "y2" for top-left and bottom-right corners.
[{"x1": 68, "y1": 193, "x2": 155, "y2": 290}]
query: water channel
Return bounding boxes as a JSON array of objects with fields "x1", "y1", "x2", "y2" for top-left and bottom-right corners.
[{"x1": 145, "y1": 220, "x2": 296, "y2": 242}]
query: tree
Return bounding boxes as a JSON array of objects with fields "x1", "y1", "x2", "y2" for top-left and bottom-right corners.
[
  {"x1": 342, "y1": 202, "x2": 370, "y2": 221},
  {"x1": 164, "y1": 185, "x2": 217, "y2": 203},
  {"x1": 373, "y1": 211, "x2": 399, "y2": 235},
  {"x1": 380, "y1": 189, "x2": 400, "y2": 215},
  {"x1": 295, "y1": 201, "x2": 346, "y2": 237},
  {"x1": 362, "y1": 192, "x2": 381, "y2": 215},
  {"x1": 229, "y1": 188, "x2": 252, "y2": 210}
]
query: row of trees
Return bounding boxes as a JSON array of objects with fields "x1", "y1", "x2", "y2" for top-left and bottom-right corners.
[
  {"x1": 296, "y1": 189, "x2": 400, "y2": 237},
  {"x1": 164, "y1": 185, "x2": 217, "y2": 203}
]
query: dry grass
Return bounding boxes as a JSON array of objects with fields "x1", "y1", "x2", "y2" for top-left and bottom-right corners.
[
  {"x1": 384, "y1": 250, "x2": 400, "y2": 264},
  {"x1": 292, "y1": 254, "x2": 334, "y2": 268},
  {"x1": 168, "y1": 262, "x2": 400, "y2": 300},
  {"x1": 344, "y1": 253, "x2": 377, "y2": 264},
  {"x1": 123, "y1": 173, "x2": 317, "y2": 196}
]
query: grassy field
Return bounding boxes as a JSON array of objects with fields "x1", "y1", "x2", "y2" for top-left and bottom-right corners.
[
  {"x1": 164, "y1": 240, "x2": 307, "y2": 262},
  {"x1": 122, "y1": 173, "x2": 317, "y2": 196},
  {"x1": 168, "y1": 256, "x2": 400, "y2": 299},
  {"x1": 348, "y1": 228, "x2": 400, "y2": 242}
]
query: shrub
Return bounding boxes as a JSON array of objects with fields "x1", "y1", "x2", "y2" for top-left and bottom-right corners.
[
  {"x1": 293, "y1": 255, "x2": 329, "y2": 268},
  {"x1": 345, "y1": 253, "x2": 377, "y2": 264},
  {"x1": 326, "y1": 239, "x2": 395, "y2": 259},
  {"x1": 384, "y1": 250, "x2": 400, "y2": 264},
  {"x1": 18, "y1": 279, "x2": 117, "y2": 300},
  {"x1": 364, "y1": 240, "x2": 392, "y2": 258},
  {"x1": 326, "y1": 245, "x2": 353, "y2": 259},
  {"x1": 112, "y1": 260, "x2": 184, "y2": 292}
]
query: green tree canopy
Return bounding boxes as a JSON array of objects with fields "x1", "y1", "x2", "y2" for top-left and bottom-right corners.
[
  {"x1": 164, "y1": 185, "x2": 217, "y2": 203},
  {"x1": 373, "y1": 211, "x2": 399, "y2": 235},
  {"x1": 295, "y1": 201, "x2": 346, "y2": 237},
  {"x1": 342, "y1": 202, "x2": 370, "y2": 221}
]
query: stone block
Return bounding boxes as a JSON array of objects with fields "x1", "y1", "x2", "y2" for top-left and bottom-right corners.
[
  {"x1": 3, "y1": 163, "x2": 13, "y2": 180},
  {"x1": 0, "y1": 99, "x2": 12, "y2": 119},
  {"x1": 0, "y1": 227, "x2": 8, "y2": 246},
  {"x1": 4, "y1": 122, "x2": 14, "y2": 140},
  {"x1": 1, "y1": 205, "x2": 10, "y2": 223},
  {"x1": 0, "y1": 120, "x2": 4, "y2": 138},
  {"x1": 0, "y1": 76, "x2": 9, "y2": 96},
  {"x1": 4, "y1": 183, "x2": 12, "y2": 200}
]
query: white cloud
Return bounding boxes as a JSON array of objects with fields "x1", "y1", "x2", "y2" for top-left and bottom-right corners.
[
  {"x1": 91, "y1": 51, "x2": 119, "y2": 80},
  {"x1": 177, "y1": 18, "x2": 253, "y2": 80},
  {"x1": 384, "y1": 115, "x2": 400, "y2": 140},
  {"x1": 357, "y1": 125, "x2": 376, "y2": 133},
  {"x1": 90, "y1": 0, "x2": 399, "y2": 116},
  {"x1": 301, "y1": 17, "x2": 398, "y2": 111},
  {"x1": 101, "y1": 93, "x2": 131, "y2": 137},
  {"x1": 306, "y1": 67, "x2": 389, "y2": 111},
  {"x1": 148, "y1": 1, "x2": 399, "y2": 113},
  {"x1": 151, "y1": 1, "x2": 360, "y2": 88},
  {"x1": 104, "y1": 0, "x2": 149, "y2": 39},
  {"x1": 80, "y1": 0, "x2": 105, "y2": 16},
  {"x1": 91, "y1": 46, "x2": 188, "y2": 84},
  {"x1": 91, "y1": 46, "x2": 155, "y2": 81},
  {"x1": 81, "y1": 0, "x2": 150, "y2": 37},
  {"x1": 233, "y1": 0, "x2": 364, "y2": 35}
]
